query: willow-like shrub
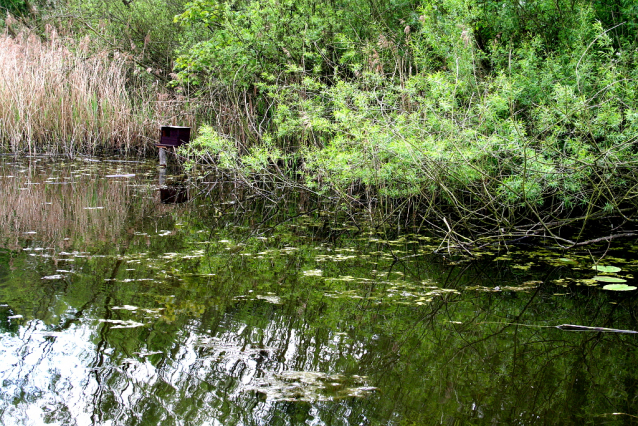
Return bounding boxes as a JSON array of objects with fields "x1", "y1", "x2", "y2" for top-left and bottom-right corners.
[{"x1": 181, "y1": 6, "x2": 638, "y2": 246}]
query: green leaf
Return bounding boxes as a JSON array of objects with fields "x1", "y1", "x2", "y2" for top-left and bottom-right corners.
[
  {"x1": 592, "y1": 265, "x2": 622, "y2": 273},
  {"x1": 602, "y1": 284, "x2": 637, "y2": 291},
  {"x1": 594, "y1": 276, "x2": 627, "y2": 283}
]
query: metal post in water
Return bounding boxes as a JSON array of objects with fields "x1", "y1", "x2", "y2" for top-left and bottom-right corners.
[
  {"x1": 159, "y1": 166, "x2": 167, "y2": 186},
  {"x1": 159, "y1": 147, "x2": 167, "y2": 167}
]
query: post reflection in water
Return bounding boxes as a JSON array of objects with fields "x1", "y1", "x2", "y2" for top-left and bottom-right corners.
[
  {"x1": 159, "y1": 167, "x2": 189, "y2": 204},
  {"x1": 0, "y1": 157, "x2": 637, "y2": 425}
]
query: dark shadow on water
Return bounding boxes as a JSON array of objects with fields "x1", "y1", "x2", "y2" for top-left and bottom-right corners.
[{"x1": 159, "y1": 186, "x2": 189, "y2": 204}]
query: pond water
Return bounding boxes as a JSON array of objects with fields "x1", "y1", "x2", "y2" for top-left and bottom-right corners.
[{"x1": 1, "y1": 156, "x2": 638, "y2": 425}]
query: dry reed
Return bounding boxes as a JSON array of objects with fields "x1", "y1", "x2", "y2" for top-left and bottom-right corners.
[{"x1": 0, "y1": 24, "x2": 195, "y2": 155}]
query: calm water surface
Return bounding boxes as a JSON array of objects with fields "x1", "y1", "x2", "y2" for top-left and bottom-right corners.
[{"x1": 1, "y1": 156, "x2": 638, "y2": 425}]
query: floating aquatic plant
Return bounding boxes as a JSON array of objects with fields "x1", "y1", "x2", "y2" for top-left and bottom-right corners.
[
  {"x1": 602, "y1": 284, "x2": 637, "y2": 291},
  {"x1": 593, "y1": 276, "x2": 627, "y2": 283},
  {"x1": 592, "y1": 265, "x2": 622, "y2": 273}
]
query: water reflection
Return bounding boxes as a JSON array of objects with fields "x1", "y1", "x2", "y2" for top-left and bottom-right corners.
[
  {"x1": 1, "y1": 157, "x2": 638, "y2": 425},
  {"x1": 158, "y1": 167, "x2": 189, "y2": 204},
  {"x1": 159, "y1": 187, "x2": 188, "y2": 204}
]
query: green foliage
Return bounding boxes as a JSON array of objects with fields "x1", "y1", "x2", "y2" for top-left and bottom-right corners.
[
  {"x1": 265, "y1": 0, "x2": 638, "y2": 235},
  {"x1": 16, "y1": 0, "x2": 638, "y2": 238},
  {"x1": 173, "y1": 0, "x2": 419, "y2": 88},
  {"x1": 0, "y1": 0, "x2": 32, "y2": 18},
  {"x1": 180, "y1": 124, "x2": 238, "y2": 168},
  {"x1": 183, "y1": 6, "x2": 638, "y2": 230},
  {"x1": 59, "y1": 0, "x2": 192, "y2": 79}
]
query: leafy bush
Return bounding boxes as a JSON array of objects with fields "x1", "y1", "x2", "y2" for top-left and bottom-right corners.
[
  {"x1": 180, "y1": 125, "x2": 238, "y2": 168},
  {"x1": 58, "y1": 0, "x2": 192, "y2": 81},
  {"x1": 179, "y1": 0, "x2": 638, "y2": 243},
  {"x1": 173, "y1": 0, "x2": 419, "y2": 88}
]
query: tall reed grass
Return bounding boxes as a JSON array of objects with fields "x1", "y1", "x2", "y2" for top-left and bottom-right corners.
[{"x1": 0, "y1": 24, "x2": 195, "y2": 155}]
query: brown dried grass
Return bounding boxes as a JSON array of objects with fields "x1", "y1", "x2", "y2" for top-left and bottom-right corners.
[{"x1": 0, "y1": 25, "x2": 195, "y2": 155}]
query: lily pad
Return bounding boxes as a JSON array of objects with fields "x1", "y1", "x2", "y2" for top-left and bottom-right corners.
[
  {"x1": 592, "y1": 265, "x2": 622, "y2": 273},
  {"x1": 602, "y1": 284, "x2": 637, "y2": 291},
  {"x1": 593, "y1": 276, "x2": 627, "y2": 283}
]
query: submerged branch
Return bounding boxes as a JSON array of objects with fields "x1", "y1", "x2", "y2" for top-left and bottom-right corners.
[{"x1": 556, "y1": 324, "x2": 638, "y2": 334}]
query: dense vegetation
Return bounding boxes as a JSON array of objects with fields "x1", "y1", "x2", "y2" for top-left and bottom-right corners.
[{"x1": 1, "y1": 0, "x2": 637, "y2": 246}]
